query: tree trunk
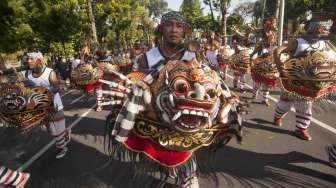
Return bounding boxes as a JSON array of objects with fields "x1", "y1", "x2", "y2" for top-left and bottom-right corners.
[
  {"x1": 274, "y1": 0, "x2": 280, "y2": 20},
  {"x1": 274, "y1": 0, "x2": 281, "y2": 41},
  {"x1": 87, "y1": 0, "x2": 98, "y2": 46},
  {"x1": 261, "y1": 0, "x2": 267, "y2": 24},
  {"x1": 208, "y1": 0, "x2": 215, "y2": 31},
  {"x1": 220, "y1": 0, "x2": 228, "y2": 45}
]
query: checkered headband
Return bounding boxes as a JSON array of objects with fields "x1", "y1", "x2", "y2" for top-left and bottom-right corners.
[{"x1": 160, "y1": 11, "x2": 186, "y2": 25}]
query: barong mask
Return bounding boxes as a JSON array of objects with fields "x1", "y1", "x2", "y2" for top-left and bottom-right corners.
[
  {"x1": 101, "y1": 59, "x2": 243, "y2": 151},
  {"x1": 252, "y1": 55, "x2": 279, "y2": 79},
  {"x1": 230, "y1": 48, "x2": 252, "y2": 73},
  {"x1": 70, "y1": 63, "x2": 103, "y2": 86},
  {"x1": 150, "y1": 59, "x2": 225, "y2": 133},
  {"x1": 280, "y1": 50, "x2": 336, "y2": 99}
]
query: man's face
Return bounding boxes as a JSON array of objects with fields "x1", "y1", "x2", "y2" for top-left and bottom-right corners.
[
  {"x1": 27, "y1": 57, "x2": 39, "y2": 69},
  {"x1": 162, "y1": 19, "x2": 184, "y2": 46},
  {"x1": 210, "y1": 31, "x2": 215, "y2": 39}
]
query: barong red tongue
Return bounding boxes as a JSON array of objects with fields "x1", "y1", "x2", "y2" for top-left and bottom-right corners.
[
  {"x1": 124, "y1": 132, "x2": 193, "y2": 167},
  {"x1": 180, "y1": 114, "x2": 201, "y2": 126}
]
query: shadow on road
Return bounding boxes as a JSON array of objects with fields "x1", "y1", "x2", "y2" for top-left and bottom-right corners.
[
  {"x1": 244, "y1": 118, "x2": 297, "y2": 137},
  {"x1": 26, "y1": 139, "x2": 175, "y2": 188},
  {"x1": 200, "y1": 145, "x2": 336, "y2": 188}
]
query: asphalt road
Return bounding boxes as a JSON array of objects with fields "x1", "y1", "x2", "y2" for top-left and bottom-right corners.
[{"x1": 1, "y1": 71, "x2": 336, "y2": 188}]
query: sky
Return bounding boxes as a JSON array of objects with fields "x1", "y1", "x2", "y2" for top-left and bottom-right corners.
[{"x1": 167, "y1": 0, "x2": 258, "y2": 15}]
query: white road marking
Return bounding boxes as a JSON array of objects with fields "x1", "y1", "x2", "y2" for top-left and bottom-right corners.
[
  {"x1": 69, "y1": 94, "x2": 86, "y2": 105},
  {"x1": 61, "y1": 89, "x2": 75, "y2": 97},
  {"x1": 17, "y1": 104, "x2": 97, "y2": 171},
  {"x1": 227, "y1": 74, "x2": 336, "y2": 135}
]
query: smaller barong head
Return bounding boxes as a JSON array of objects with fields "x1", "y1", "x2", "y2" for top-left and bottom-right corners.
[
  {"x1": 0, "y1": 82, "x2": 54, "y2": 130},
  {"x1": 280, "y1": 49, "x2": 336, "y2": 99}
]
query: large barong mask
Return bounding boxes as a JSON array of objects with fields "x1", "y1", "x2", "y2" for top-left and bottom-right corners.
[
  {"x1": 70, "y1": 63, "x2": 103, "y2": 86},
  {"x1": 0, "y1": 82, "x2": 54, "y2": 130},
  {"x1": 280, "y1": 50, "x2": 336, "y2": 99},
  {"x1": 103, "y1": 59, "x2": 242, "y2": 154}
]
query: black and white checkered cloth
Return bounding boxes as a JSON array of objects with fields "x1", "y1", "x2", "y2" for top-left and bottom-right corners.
[{"x1": 111, "y1": 60, "x2": 166, "y2": 142}]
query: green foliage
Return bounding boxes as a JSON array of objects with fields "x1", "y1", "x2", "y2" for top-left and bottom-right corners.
[
  {"x1": 148, "y1": 0, "x2": 168, "y2": 19},
  {"x1": 0, "y1": 0, "x2": 33, "y2": 53},
  {"x1": 181, "y1": 0, "x2": 204, "y2": 31},
  {"x1": 0, "y1": 0, "x2": 160, "y2": 57}
]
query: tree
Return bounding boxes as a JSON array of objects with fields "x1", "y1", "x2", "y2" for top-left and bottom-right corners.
[
  {"x1": 87, "y1": 0, "x2": 98, "y2": 45},
  {"x1": 203, "y1": 0, "x2": 216, "y2": 30},
  {"x1": 0, "y1": 0, "x2": 33, "y2": 53},
  {"x1": 233, "y1": 1, "x2": 255, "y2": 22},
  {"x1": 274, "y1": 0, "x2": 280, "y2": 21},
  {"x1": 219, "y1": 0, "x2": 231, "y2": 45},
  {"x1": 180, "y1": 0, "x2": 203, "y2": 32},
  {"x1": 148, "y1": 0, "x2": 168, "y2": 20}
]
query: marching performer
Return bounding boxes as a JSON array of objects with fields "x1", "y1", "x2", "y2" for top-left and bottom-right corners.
[
  {"x1": 204, "y1": 31, "x2": 221, "y2": 67},
  {"x1": 250, "y1": 17, "x2": 278, "y2": 106},
  {"x1": 273, "y1": 18, "x2": 335, "y2": 141},
  {"x1": 103, "y1": 11, "x2": 243, "y2": 188},
  {"x1": 130, "y1": 40, "x2": 145, "y2": 70},
  {"x1": 217, "y1": 44, "x2": 235, "y2": 80},
  {"x1": 94, "y1": 50, "x2": 128, "y2": 112},
  {"x1": 124, "y1": 11, "x2": 200, "y2": 187},
  {"x1": 18, "y1": 52, "x2": 70, "y2": 158},
  {"x1": 230, "y1": 25, "x2": 255, "y2": 92},
  {"x1": 135, "y1": 11, "x2": 197, "y2": 71}
]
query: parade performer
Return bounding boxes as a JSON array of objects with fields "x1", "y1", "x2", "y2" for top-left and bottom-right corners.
[
  {"x1": 0, "y1": 166, "x2": 30, "y2": 188},
  {"x1": 273, "y1": 18, "x2": 336, "y2": 141},
  {"x1": 95, "y1": 49, "x2": 134, "y2": 111},
  {"x1": 93, "y1": 50, "x2": 117, "y2": 112},
  {"x1": 204, "y1": 31, "x2": 221, "y2": 67},
  {"x1": 102, "y1": 11, "x2": 244, "y2": 188},
  {"x1": 250, "y1": 16, "x2": 279, "y2": 106},
  {"x1": 15, "y1": 52, "x2": 71, "y2": 158},
  {"x1": 230, "y1": 25, "x2": 255, "y2": 91},
  {"x1": 217, "y1": 45, "x2": 235, "y2": 80},
  {"x1": 130, "y1": 40, "x2": 145, "y2": 71}
]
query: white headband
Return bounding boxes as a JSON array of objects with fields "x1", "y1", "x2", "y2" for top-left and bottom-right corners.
[{"x1": 27, "y1": 52, "x2": 43, "y2": 60}]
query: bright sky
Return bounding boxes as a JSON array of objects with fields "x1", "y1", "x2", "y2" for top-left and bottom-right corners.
[{"x1": 167, "y1": 0, "x2": 258, "y2": 15}]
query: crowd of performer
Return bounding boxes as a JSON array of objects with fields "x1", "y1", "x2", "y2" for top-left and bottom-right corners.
[{"x1": 0, "y1": 10, "x2": 335, "y2": 188}]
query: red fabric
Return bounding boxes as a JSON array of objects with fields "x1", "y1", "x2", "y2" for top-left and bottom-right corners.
[
  {"x1": 282, "y1": 80, "x2": 336, "y2": 98},
  {"x1": 124, "y1": 132, "x2": 193, "y2": 167},
  {"x1": 86, "y1": 81, "x2": 102, "y2": 93},
  {"x1": 251, "y1": 71, "x2": 279, "y2": 87},
  {"x1": 219, "y1": 64, "x2": 227, "y2": 69}
]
